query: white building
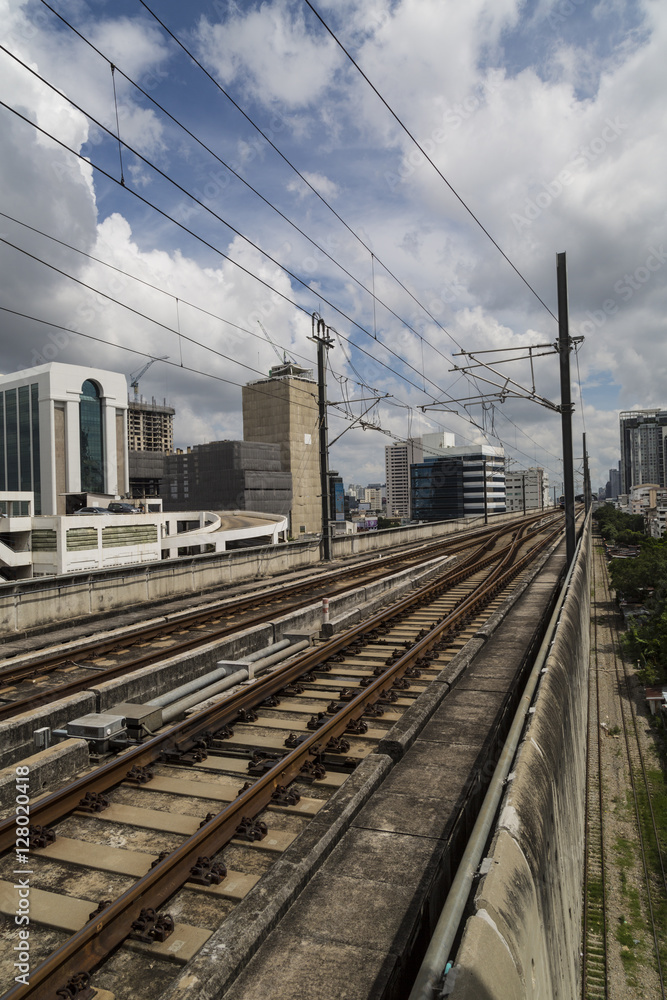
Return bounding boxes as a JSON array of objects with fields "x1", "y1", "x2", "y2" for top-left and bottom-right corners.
[
  {"x1": 0, "y1": 490, "x2": 288, "y2": 579},
  {"x1": 0, "y1": 363, "x2": 129, "y2": 516},
  {"x1": 505, "y1": 468, "x2": 549, "y2": 512}
]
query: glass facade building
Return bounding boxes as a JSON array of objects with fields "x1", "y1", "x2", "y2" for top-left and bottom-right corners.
[
  {"x1": 0, "y1": 384, "x2": 42, "y2": 513},
  {"x1": 411, "y1": 449, "x2": 506, "y2": 522},
  {"x1": 80, "y1": 380, "x2": 105, "y2": 494},
  {"x1": 0, "y1": 363, "x2": 128, "y2": 516}
]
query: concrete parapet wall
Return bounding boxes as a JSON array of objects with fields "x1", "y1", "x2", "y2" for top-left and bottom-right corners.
[
  {"x1": 331, "y1": 511, "x2": 512, "y2": 558},
  {"x1": 449, "y1": 523, "x2": 590, "y2": 1000},
  {"x1": 0, "y1": 511, "x2": 534, "y2": 635}
]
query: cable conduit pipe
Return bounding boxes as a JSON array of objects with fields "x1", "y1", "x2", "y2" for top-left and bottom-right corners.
[
  {"x1": 160, "y1": 640, "x2": 310, "y2": 723},
  {"x1": 147, "y1": 639, "x2": 293, "y2": 707}
]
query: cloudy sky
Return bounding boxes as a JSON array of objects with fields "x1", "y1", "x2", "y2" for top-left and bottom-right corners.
[{"x1": 1, "y1": 0, "x2": 665, "y2": 493}]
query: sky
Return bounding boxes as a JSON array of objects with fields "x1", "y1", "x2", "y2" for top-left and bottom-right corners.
[{"x1": 1, "y1": 0, "x2": 666, "y2": 495}]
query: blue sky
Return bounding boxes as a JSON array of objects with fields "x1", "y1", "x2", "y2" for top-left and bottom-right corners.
[{"x1": 1, "y1": 0, "x2": 666, "y2": 493}]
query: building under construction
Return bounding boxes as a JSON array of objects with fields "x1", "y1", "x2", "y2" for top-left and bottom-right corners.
[{"x1": 128, "y1": 397, "x2": 175, "y2": 499}]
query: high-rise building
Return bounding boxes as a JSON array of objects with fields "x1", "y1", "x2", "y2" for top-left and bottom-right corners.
[
  {"x1": 128, "y1": 397, "x2": 174, "y2": 453},
  {"x1": 411, "y1": 445, "x2": 505, "y2": 522},
  {"x1": 505, "y1": 468, "x2": 548, "y2": 512},
  {"x1": 242, "y1": 362, "x2": 320, "y2": 536},
  {"x1": 384, "y1": 432, "x2": 455, "y2": 519},
  {"x1": 0, "y1": 363, "x2": 128, "y2": 514},
  {"x1": 605, "y1": 464, "x2": 621, "y2": 499},
  {"x1": 385, "y1": 439, "x2": 422, "y2": 518},
  {"x1": 619, "y1": 409, "x2": 667, "y2": 493}
]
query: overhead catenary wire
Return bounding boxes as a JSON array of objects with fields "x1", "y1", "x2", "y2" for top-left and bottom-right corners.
[
  {"x1": 0, "y1": 96, "x2": 454, "y2": 408},
  {"x1": 0, "y1": 59, "x2": 472, "y2": 415},
  {"x1": 0, "y1": 214, "x2": 491, "y2": 458},
  {"x1": 8, "y1": 9, "x2": 558, "y2": 451},
  {"x1": 2, "y1": 13, "x2": 566, "y2": 478},
  {"x1": 301, "y1": 0, "x2": 559, "y2": 324},
  {"x1": 36, "y1": 0, "x2": 468, "y2": 369}
]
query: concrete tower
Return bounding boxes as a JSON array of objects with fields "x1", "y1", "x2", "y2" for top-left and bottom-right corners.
[{"x1": 242, "y1": 363, "x2": 320, "y2": 537}]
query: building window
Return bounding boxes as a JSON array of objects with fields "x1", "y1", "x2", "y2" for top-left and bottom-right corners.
[
  {"x1": 80, "y1": 380, "x2": 104, "y2": 493},
  {"x1": 5, "y1": 388, "x2": 18, "y2": 490}
]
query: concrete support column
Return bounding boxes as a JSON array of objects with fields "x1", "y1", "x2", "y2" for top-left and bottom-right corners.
[
  {"x1": 103, "y1": 400, "x2": 117, "y2": 496},
  {"x1": 64, "y1": 399, "x2": 80, "y2": 493}
]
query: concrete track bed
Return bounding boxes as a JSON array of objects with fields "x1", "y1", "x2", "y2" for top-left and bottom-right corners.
[{"x1": 156, "y1": 545, "x2": 566, "y2": 1000}]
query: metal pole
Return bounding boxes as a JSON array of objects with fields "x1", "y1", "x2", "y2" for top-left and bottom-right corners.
[
  {"x1": 583, "y1": 432, "x2": 591, "y2": 512},
  {"x1": 483, "y1": 456, "x2": 488, "y2": 524},
  {"x1": 557, "y1": 252, "x2": 576, "y2": 566},
  {"x1": 522, "y1": 472, "x2": 526, "y2": 515},
  {"x1": 311, "y1": 314, "x2": 334, "y2": 561}
]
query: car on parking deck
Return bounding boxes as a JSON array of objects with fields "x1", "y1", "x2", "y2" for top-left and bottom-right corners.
[
  {"x1": 73, "y1": 506, "x2": 111, "y2": 515},
  {"x1": 107, "y1": 502, "x2": 142, "y2": 514}
]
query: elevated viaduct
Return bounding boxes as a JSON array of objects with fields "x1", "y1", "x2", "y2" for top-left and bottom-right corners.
[{"x1": 0, "y1": 511, "x2": 589, "y2": 999}]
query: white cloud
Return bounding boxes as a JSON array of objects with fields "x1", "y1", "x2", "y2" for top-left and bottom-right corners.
[{"x1": 195, "y1": 2, "x2": 343, "y2": 109}]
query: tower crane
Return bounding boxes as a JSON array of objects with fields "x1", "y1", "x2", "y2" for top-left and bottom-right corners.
[
  {"x1": 128, "y1": 356, "x2": 168, "y2": 398},
  {"x1": 257, "y1": 320, "x2": 295, "y2": 366}
]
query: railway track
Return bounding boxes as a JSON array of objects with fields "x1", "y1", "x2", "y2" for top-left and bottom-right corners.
[
  {"x1": 0, "y1": 512, "x2": 559, "y2": 723},
  {"x1": 0, "y1": 517, "x2": 562, "y2": 1000},
  {"x1": 583, "y1": 543, "x2": 609, "y2": 998},
  {"x1": 587, "y1": 538, "x2": 667, "y2": 998}
]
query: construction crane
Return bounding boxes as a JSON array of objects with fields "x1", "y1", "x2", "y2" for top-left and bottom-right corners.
[
  {"x1": 257, "y1": 320, "x2": 295, "y2": 366},
  {"x1": 128, "y1": 356, "x2": 168, "y2": 398}
]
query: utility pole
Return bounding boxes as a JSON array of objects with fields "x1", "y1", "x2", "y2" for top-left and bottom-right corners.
[
  {"x1": 483, "y1": 456, "x2": 488, "y2": 524},
  {"x1": 583, "y1": 432, "x2": 591, "y2": 512},
  {"x1": 522, "y1": 472, "x2": 526, "y2": 515},
  {"x1": 557, "y1": 252, "x2": 576, "y2": 567},
  {"x1": 310, "y1": 313, "x2": 335, "y2": 561}
]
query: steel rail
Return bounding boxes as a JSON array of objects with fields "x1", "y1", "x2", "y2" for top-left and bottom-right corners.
[
  {"x1": 599, "y1": 546, "x2": 666, "y2": 997},
  {"x1": 0, "y1": 519, "x2": 558, "y2": 853},
  {"x1": 0, "y1": 515, "x2": 558, "y2": 719},
  {"x1": 582, "y1": 539, "x2": 609, "y2": 998},
  {"x1": 2, "y1": 519, "x2": 560, "y2": 999}
]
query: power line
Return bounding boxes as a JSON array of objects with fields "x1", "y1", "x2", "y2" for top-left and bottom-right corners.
[
  {"x1": 129, "y1": 1, "x2": 480, "y2": 356},
  {"x1": 0, "y1": 96, "x2": 451, "y2": 405},
  {"x1": 301, "y1": 0, "x2": 559, "y2": 323},
  {"x1": 6, "y1": 13, "x2": 505, "y2": 433},
  {"x1": 2, "y1": 15, "x2": 561, "y2": 471}
]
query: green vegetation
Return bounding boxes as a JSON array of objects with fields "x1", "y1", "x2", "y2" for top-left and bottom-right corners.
[
  {"x1": 614, "y1": 835, "x2": 646, "y2": 982},
  {"x1": 594, "y1": 508, "x2": 667, "y2": 685},
  {"x1": 593, "y1": 504, "x2": 645, "y2": 545},
  {"x1": 377, "y1": 517, "x2": 400, "y2": 530}
]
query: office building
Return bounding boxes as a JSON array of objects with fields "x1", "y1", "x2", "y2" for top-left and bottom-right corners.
[
  {"x1": 411, "y1": 445, "x2": 505, "y2": 522},
  {"x1": 0, "y1": 363, "x2": 128, "y2": 515},
  {"x1": 242, "y1": 363, "x2": 320, "y2": 536},
  {"x1": 620, "y1": 409, "x2": 667, "y2": 493},
  {"x1": 163, "y1": 441, "x2": 292, "y2": 516},
  {"x1": 505, "y1": 468, "x2": 548, "y2": 512},
  {"x1": 385, "y1": 432, "x2": 455, "y2": 519},
  {"x1": 385, "y1": 439, "x2": 422, "y2": 518},
  {"x1": 605, "y1": 463, "x2": 621, "y2": 500}
]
